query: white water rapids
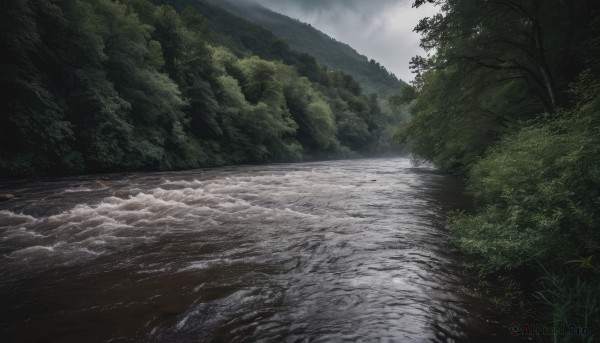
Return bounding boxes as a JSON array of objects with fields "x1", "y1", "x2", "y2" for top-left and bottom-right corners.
[{"x1": 0, "y1": 158, "x2": 517, "y2": 342}]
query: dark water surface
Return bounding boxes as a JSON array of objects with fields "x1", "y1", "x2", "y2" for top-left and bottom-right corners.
[{"x1": 0, "y1": 158, "x2": 517, "y2": 342}]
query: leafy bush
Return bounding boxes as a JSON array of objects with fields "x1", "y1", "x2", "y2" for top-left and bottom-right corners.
[{"x1": 451, "y1": 66, "x2": 600, "y2": 274}]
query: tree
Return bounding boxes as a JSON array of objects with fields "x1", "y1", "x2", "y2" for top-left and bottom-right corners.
[
  {"x1": 412, "y1": 0, "x2": 594, "y2": 111},
  {"x1": 401, "y1": 0, "x2": 598, "y2": 172}
]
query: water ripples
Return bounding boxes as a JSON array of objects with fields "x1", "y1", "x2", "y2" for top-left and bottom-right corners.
[{"x1": 0, "y1": 158, "x2": 514, "y2": 342}]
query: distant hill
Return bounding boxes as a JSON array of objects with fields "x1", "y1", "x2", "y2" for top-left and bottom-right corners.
[
  {"x1": 160, "y1": 0, "x2": 328, "y2": 83},
  {"x1": 211, "y1": 0, "x2": 407, "y2": 99}
]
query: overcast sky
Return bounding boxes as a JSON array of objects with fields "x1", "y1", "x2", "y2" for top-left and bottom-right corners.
[{"x1": 248, "y1": 0, "x2": 439, "y2": 82}]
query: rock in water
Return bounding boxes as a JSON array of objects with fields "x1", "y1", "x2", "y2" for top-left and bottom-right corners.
[
  {"x1": 113, "y1": 188, "x2": 131, "y2": 198},
  {"x1": 82, "y1": 180, "x2": 107, "y2": 189}
]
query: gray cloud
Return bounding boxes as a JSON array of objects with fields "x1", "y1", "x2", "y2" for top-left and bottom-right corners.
[
  {"x1": 252, "y1": 0, "x2": 401, "y2": 15},
  {"x1": 244, "y1": 0, "x2": 439, "y2": 82}
]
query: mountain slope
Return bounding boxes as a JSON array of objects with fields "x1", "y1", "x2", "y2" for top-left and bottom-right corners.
[
  {"x1": 159, "y1": 0, "x2": 327, "y2": 83},
  {"x1": 0, "y1": 0, "x2": 404, "y2": 176},
  {"x1": 211, "y1": 0, "x2": 407, "y2": 98}
]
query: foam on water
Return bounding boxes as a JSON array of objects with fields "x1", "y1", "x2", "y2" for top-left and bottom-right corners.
[
  {"x1": 0, "y1": 158, "x2": 512, "y2": 342},
  {"x1": 0, "y1": 168, "x2": 336, "y2": 270}
]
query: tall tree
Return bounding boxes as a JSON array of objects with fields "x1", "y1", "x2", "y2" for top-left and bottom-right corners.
[{"x1": 402, "y1": 0, "x2": 598, "y2": 172}]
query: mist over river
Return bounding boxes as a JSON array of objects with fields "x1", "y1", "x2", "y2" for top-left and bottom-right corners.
[{"x1": 0, "y1": 158, "x2": 517, "y2": 342}]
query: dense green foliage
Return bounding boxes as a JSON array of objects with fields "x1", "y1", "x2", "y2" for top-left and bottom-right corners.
[
  {"x1": 400, "y1": 0, "x2": 600, "y2": 339},
  {"x1": 210, "y1": 0, "x2": 406, "y2": 99},
  {"x1": 161, "y1": 0, "x2": 328, "y2": 84},
  {"x1": 0, "y1": 0, "x2": 403, "y2": 176}
]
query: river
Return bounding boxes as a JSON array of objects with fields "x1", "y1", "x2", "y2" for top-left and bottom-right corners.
[{"x1": 0, "y1": 158, "x2": 518, "y2": 342}]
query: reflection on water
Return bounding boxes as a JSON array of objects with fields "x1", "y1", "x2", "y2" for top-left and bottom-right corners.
[{"x1": 0, "y1": 158, "x2": 516, "y2": 342}]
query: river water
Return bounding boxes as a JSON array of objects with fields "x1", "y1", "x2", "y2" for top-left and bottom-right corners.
[{"x1": 0, "y1": 158, "x2": 517, "y2": 342}]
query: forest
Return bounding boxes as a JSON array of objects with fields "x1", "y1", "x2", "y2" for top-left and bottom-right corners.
[
  {"x1": 0, "y1": 0, "x2": 405, "y2": 176},
  {"x1": 207, "y1": 0, "x2": 407, "y2": 99},
  {"x1": 398, "y1": 0, "x2": 600, "y2": 339}
]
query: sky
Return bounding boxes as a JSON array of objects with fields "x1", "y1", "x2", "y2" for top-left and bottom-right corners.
[{"x1": 248, "y1": 0, "x2": 439, "y2": 82}]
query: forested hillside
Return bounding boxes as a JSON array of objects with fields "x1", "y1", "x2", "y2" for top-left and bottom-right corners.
[
  {"x1": 0, "y1": 0, "x2": 404, "y2": 177},
  {"x1": 207, "y1": 0, "x2": 406, "y2": 99},
  {"x1": 399, "y1": 0, "x2": 600, "y2": 337},
  {"x1": 158, "y1": 0, "x2": 326, "y2": 83}
]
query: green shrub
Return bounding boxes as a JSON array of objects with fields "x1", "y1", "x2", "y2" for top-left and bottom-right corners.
[{"x1": 536, "y1": 266, "x2": 600, "y2": 343}]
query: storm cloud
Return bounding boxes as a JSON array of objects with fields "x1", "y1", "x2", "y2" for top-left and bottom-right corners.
[{"x1": 247, "y1": 0, "x2": 439, "y2": 82}]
